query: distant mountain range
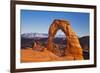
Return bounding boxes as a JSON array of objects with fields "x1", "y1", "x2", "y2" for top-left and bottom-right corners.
[{"x1": 21, "y1": 33, "x2": 66, "y2": 38}]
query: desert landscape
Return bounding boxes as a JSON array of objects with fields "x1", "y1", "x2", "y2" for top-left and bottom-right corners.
[{"x1": 21, "y1": 19, "x2": 89, "y2": 63}]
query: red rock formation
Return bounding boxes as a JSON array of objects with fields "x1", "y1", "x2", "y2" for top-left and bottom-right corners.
[
  {"x1": 47, "y1": 19, "x2": 83, "y2": 60},
  {"x1": 32, "y1": 41, "x2": 44, "y2": 51}
]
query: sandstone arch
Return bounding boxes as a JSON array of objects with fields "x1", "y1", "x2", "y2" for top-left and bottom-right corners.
[{"x1": 47, "y1": 19, "x2": 83, "y2": 60}]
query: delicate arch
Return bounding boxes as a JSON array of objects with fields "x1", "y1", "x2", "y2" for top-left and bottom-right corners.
[{"x1": 47, "y1": 19, "x2": 83, "y2": 60}]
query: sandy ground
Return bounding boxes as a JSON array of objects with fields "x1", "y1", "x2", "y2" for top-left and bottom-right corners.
[{"x1": 21, "y1": 48, "x2": 74, "y2": 63}]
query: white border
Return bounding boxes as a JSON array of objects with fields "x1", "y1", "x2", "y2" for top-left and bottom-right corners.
[{"x1": 16, "y1": 4, "x2": 94, "y2": 69}]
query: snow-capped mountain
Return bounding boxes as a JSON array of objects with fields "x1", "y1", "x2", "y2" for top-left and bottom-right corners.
[
  {"x1": 21, "y1": 33, "x2": 48, "y2": 38},
  {"x1": 21, "y1": 33, "x2": 66, "y2": 38}
]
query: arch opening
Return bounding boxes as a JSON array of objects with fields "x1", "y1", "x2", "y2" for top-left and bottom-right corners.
[{"x1": 52, "y1": 29, "x2": 67, "y2": 57}]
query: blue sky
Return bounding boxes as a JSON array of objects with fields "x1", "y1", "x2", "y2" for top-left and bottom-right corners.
[{"x1": 21, "y1": 10, "x2": 89, "y2": 37}]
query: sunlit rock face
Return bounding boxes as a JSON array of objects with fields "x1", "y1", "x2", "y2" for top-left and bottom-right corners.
[{"x1": 47, "y1": 19, "x2": 83, "y2": 60}]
